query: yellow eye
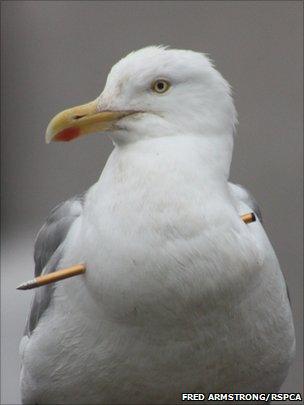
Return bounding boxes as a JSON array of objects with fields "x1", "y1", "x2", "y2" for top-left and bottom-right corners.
[{"x1": 152, "y1": 79, "x2": 170, "y2": 94}]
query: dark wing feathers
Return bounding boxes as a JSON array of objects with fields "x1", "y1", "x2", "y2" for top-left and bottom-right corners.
[
  {"x1": 24, "y1": 247, "x2": 63, "y2": 336},
  {"x1": 34, "y1": 197, "x2": 83, "y2": 277},
  {"x1": 25, "y1": 195, "x2": 84, "y2": 336}
]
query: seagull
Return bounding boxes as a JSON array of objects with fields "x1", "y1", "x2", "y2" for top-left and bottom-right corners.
[{"x1": 20, "y1": 46, "x2": 295, "y2": 404}]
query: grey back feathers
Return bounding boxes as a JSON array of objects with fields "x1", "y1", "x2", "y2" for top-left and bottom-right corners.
[{"x1": 24, "y1": 195, "x2": 84, "y2": 336}]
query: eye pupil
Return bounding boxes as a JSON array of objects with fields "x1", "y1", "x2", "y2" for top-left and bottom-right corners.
[{"x1": 152, "y1": 79, "x2": 170, "y2": 93}]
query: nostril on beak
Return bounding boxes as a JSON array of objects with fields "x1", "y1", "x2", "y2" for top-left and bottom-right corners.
[{"x1": 73, "y1": 115, "x2": 86, "y2": 120}]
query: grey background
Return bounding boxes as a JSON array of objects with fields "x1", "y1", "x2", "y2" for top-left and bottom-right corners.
[{"x1": 1, "y1": 1, "x2": 303, "y2": 404}]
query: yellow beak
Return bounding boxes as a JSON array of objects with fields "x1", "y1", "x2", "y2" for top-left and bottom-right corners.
[{"x1": 45, "y1": 99, "x2": 136, "y2": 143}]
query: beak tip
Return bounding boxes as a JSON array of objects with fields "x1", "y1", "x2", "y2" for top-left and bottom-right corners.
[
  {"x1": 45, "y1": 132, "x2": 52, "y2": 144},
  {"x1": 45, "y1": 123, "x2": 53, "y2": 143}
]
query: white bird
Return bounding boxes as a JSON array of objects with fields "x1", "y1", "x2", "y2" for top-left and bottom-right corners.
[{"x1": 20, "y1": 46, "x2": 295, "y2": 404}]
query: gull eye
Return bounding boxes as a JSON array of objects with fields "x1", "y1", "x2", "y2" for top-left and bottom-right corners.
[{"x1": 152, "y1": 79, "x2": 170, "y2": 94}]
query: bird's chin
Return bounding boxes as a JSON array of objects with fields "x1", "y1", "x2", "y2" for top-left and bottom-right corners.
[
  {"x1": 109, "y1": 113, "x2": 148, "y2": 144},
  {"x1": 110, "y1": 112, "x2": 172, "y2": 145}
]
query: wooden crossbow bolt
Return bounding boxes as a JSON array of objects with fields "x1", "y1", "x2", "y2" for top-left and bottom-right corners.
[{"x1": 17, "y1": 212, "x2": 256, "y2": 290}]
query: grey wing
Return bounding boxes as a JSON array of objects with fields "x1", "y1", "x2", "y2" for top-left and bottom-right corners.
[
  {"x1": 228, "y1": 182, "x2": 262, "y2": 222},
  {"x1": 24, "y1": 194, "x2": 84, "y2": 336}
]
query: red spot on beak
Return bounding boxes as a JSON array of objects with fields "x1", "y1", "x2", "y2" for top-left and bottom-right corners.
[{"x1": 54, "y1": 127, "x2": 80, "y2": 142}]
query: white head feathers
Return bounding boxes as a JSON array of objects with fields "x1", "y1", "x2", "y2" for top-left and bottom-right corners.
[{"x1": 98, "y1": 46, "x2": 237, "y2": 143}]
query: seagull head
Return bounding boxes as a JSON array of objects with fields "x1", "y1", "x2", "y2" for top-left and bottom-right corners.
[{"x1": 46, "y1": 46, "x2": 237, "y2": 145}]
